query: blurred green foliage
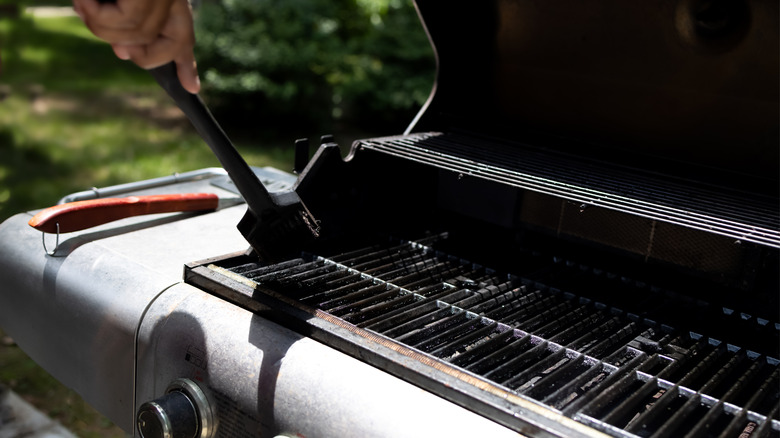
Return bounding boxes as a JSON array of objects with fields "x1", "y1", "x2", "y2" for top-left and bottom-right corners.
[
  {"x1": 0, "y1": 0, "x2": 70, "y2": 7},
  {"x1": 195, "y1": 0, "x2": 435, "y2": 133}
]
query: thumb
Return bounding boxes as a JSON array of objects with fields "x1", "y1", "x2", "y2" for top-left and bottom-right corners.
[
  {"x1": 112, "y1": 44, "x2": 132, "y2": 60},
  {"x1": 175, "y1": 54, "x2": 200, "y2": 94}
]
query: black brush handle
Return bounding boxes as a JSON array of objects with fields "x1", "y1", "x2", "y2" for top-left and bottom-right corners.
[
  {"x1": 149, "y1": 62, "x2": 275, "y2": 214},
  {"x1": 94, "y1": 0, "x2": 276, "y2": 214}
]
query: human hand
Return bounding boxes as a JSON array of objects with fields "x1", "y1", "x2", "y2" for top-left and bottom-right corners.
[{"x1": 73, "y1": 0, "x2": 200, "y2": 94}]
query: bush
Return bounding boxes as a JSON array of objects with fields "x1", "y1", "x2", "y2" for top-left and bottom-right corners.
[{"x1": 194, "y1": 0, "x2": 435, "y2": 133}]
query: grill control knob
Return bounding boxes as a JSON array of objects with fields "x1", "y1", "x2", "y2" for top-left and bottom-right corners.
[{"x1": 137, "y1": 378, "x2": 217, "y2": 438}]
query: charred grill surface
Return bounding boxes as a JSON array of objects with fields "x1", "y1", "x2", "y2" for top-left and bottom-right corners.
[{"x1": 190, "y1": 232, "x2": 779, "y2": 438}]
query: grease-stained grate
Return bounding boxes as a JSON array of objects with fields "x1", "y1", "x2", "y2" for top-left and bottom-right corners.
[{"x1": 226, "y1": 234, "x2": 780, "y2": 438}]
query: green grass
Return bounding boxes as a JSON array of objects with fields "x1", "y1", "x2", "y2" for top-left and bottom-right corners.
[
  {"x1": 0, "y1": 11, "x2": 298, "y2": 437},
  {"x1": 0, "y1": 14, "x2": 151, "y2": 90}
]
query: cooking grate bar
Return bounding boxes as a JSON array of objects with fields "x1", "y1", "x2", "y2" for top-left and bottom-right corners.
[
  {"x1": 505, "y1": 348, "x2": 574, "y2": 391},
  {"x1": 579, "y1": 369, "x2": 658, "y2": 421},
  {"x1": 357, "y1": 286, "x2": 472, "y2": 329},
  {"x1": 231, "y1": 259, "x2": 314, "y2": 284},
  {"x1": 379, "y1": 283, "x2": 520, "y2": 338},
  {"x1": 547, "y1": 312, "x2": 609, "y2": 344},
  {"x1": 703, "y1": 351, "x2": 754, "y2": 400},
  {"x1": 359, "y1": 255, "x2": 435, "y2": 278},
  {"x1": 535, "y1": 306, "x2": 599, "y2": 339},
  {"x1": 659, "y1": 338, "x2": 716, "y2": 383},
  {"x1": 251, "y1": 259, "x2": 322, "y2": 287},
  {"x1": 602, "y1": 376, "x2": 671, "y2": 430},
  {"x1": 742, "y1": 368, "x2": 780, "y2": 416},
  {"x1": 314, "y1": 279, "x2": 386, "y2": 308},
  {"x1": 678, "y1": 345, "x2": 731, "y2": 392},
  {"x1": 718, "y1": 414, "x2": 764, "y2": 438},
  {"x1": 650, "y1": 391, "x2": 721, "y2": 437},
  {"x1": 690, "y1": 377, "x2": 762, "y2": 438},
  {"x1": 561, "y1": 351, "x2": 650, "y2": 415},
  {"x1": 297, "y1": 257, "x2": 433, "y2": 305},
  {"x1": 522, "y1": 354, "x2": 598, "y2": 400},
  {"x1": 543, "y1": 358, "x2": 619, "y2": 409},
  {"x1": 323, "y1": 284, "x2": 401, "y2": 315},
  {"x1": 484, "y1": 339, "x2": 558, "y2": 383},
  {"x1": 412, "y1": 316, "x2": 497, "y2": 354},
  {"x1": 623, "y1": 383, "x2": 685, "y2": 436},
  {"x1": 509, "y1": 300, "x2": 577, "y2": 332},
  {"x1": 589, "y1": 357, "x2": 780, "y2": 437},
  {"x1": 466, "y1": 332, "x2": 536, "y2": 375},
  {"x1": 427, "y1": 320, "x2": 503, "y2": 359},
  {"x1": 571, "y1": 319, "x2": 639, "y2": 359},
  {"x1": 756, "y1": 406, "x2": 780, "y2": 438},
  {"x1": 488, "y1": 294, "x2": 562, "y2": 329},
  {"x1": 569, "y1": 318, "x2": 632, "y2": 355},
  {"x1": 448, "y1": 327, "x2": 522, "y2": 368},
  {"x1": 455, "y1": 285, "x2": 529, "y2": 316},
  {"x1": 393, "y1": 307, "x2": 475, "y2": 345}
]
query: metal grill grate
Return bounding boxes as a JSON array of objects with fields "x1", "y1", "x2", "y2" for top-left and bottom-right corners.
[
  {"x1": 358, "y1": 133, "x2": 780, "y2": 248},
  {"x1": 223, "y1": 234, "x2": 780, "y2": 438}
]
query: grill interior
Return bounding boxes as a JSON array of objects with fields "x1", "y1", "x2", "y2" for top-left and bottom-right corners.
[
  {"x1": 189, "y1": 232, "x2": 779, "y2": 438},
  {"x1": 187, "y1": 131, "x2": 778, "y2": 437}
]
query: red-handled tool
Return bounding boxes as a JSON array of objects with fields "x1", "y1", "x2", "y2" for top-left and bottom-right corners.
[{"x1": 28, "y1": 193, "x2": 242, "y2": 234}]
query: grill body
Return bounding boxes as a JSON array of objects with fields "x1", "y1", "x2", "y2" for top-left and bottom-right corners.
[
  {"x1": 0, "y1": 171, "x2": 250, "y2": 430},
  {"x1": 135, "y1": 282, "x2": 526, "y2": 437},
  {"x1": 0, "y1": 0, "x2": 777, "y2": 437}
]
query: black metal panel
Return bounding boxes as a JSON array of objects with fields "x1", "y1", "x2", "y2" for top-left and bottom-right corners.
[{"x1": 410, "y1": 0, "x2": 779, "y2": 190}]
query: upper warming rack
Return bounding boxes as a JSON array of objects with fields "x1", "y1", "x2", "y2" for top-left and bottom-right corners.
[{"x1": 357, "y1": 132, "x2": 780, "y2": 248}]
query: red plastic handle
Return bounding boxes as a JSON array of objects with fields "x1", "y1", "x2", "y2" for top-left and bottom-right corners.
[{"x1": 28, "y1": 193, "x2": 219, "y2": 233}]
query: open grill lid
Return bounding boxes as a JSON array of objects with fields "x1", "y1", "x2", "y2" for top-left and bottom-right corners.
[{"x1": 408, "y1": 0, "x2": 779, "y2": 195}]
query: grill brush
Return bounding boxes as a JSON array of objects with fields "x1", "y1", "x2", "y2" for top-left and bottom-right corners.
[{"x1": 150, "y1": 62, "x2": 320, "y2": 261}]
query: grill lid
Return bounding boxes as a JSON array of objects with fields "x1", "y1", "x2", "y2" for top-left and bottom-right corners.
[{"x1": 409, "y1": 0, "x2": 779, "y2": 194}]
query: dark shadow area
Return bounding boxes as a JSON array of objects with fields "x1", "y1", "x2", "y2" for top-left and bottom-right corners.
[
  {"x1": 0, "y1": 127, "x2": 80, "y2": 221},
  {"x1": 247, "y1": 313, "x2": 301, "y2": 436}
]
